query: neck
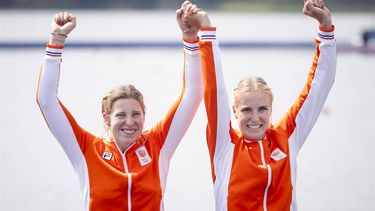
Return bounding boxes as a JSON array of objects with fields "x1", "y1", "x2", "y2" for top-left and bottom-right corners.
[
  {"x1": 243, "y1": 138, "x2": 260, "y2": 143},
  {"x1": 115, "y1": 139, "x2": 134, "y2": 153}
]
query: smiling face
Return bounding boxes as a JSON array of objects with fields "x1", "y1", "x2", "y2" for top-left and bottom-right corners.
[
  {"x1": 233, "y1": 91, "x2": 272, "y2": 141},
  {"x1": 101, "y1": 85, "x2": 146, "y2": 151},
  {"x1": 106, "y1": 98, "x2": 145, "y2": 150}
]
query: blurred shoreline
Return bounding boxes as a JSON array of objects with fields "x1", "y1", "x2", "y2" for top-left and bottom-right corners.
[{"x1": 1, "y1": 10, "x2": 375, "y2": 52}]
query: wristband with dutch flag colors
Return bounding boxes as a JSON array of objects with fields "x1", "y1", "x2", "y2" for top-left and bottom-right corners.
[
  {"x1": 200, "y1": 26, "x2": 216, "y2": 41},
  {"x1": 45, "y1": 44, "x2": 64, "y2": 60},
  {"x1": 317, "y1": 25, "x2": 335, "y2": 41},
  {"x1": 183, "y1": 38, "x2": 199, "y2": 55}
]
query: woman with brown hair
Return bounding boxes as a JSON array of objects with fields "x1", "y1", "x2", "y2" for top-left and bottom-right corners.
[{"x1": 36, "y1": 2, "x2": 203, "y2": 210}]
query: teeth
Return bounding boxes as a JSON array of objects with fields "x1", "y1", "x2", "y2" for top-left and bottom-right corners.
[
  {"x1": 247, "y1": 124, "x2": 262, "y2": 129},
  {"x1": 121, "y1": 128, "x2": 136, "y2": 135}
]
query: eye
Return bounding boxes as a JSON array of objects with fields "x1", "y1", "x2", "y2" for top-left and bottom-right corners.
[
  {"x1": 115, "y1": 113, "x2": 126, "y2": 118},
  {"x1": 132, "y1": 112, "x2": 142, "y2": 118},
  {"x1": 240, "y1": 107, "x2": 252, "y2": 113},
  {"x1": 258, "y1": 106, "x2": 268, "y2": 112}
]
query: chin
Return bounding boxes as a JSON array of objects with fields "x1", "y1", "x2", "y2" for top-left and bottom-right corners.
[{"x1": 245, "y1": 132, "x2": 265, "y2": 141}]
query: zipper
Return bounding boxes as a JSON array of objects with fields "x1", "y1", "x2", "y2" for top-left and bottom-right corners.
[
  {"x1": 258, "y1": 140, "x2": 272, "y2": 211},
  {"x1": 115, "y1": 141, "x2": 137, "y2": 211}
]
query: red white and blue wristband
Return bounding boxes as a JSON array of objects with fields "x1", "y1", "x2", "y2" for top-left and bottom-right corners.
[
  {"x1": 183, "y1": 38, "x2": 199, "y2": 54},
  {"x1": 317, "y1": 25, "x2": 335, "y2": 40},
  {"x1": 200, "y1": 26, "x2": 216, "y2": 41},
  {"x1": 45, "y1": 45, "x2": 64, "y2": 60}
]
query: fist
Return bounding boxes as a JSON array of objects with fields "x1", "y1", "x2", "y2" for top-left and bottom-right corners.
[
  {"x1": 51, "y1": 11, "x2": 77, "y2": 36},
  {"x1": 303, "y1": 0, "x2": 332, "y2": 28}
]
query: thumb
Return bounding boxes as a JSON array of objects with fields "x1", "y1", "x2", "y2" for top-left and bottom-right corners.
[
  {"x1": 176, "y1": 8, "x2": 183, "y2": 20},
  {"x1": 61, "y1": 14, "x2": 76, "y2": 35},
  {"x1": 303, "y1": 1, "x2": 314, "y2": 15},
  {"x1": 176, "y1": 8, "x2": 184, "y2": 28}
]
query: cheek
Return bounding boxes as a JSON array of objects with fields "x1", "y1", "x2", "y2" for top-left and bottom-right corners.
[
  {"x1": 110, "y1": 118, "x2": 121, "y2": 128},
  {"x1": 261, "y1": 113, "x2": 271, "y2": 123},
  {"x1": 135, "y1": 116, "x2": 145, "y2": 126},
  {"x1": 238, "y1": 115, "x2": 248, "y2": 125}
]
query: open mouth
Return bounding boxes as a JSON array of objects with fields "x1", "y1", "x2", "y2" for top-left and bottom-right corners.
[
  {"x1": 246, "y1": 124, "x2": 263, "y2": 129},
  {"x1": 120, "y1": 128, "x2": 137, "y2": 135}
]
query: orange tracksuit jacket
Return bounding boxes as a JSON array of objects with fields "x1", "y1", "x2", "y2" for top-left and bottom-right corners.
[
  {"x1": 36, "y1": 40, "x2": 203, "y2": 211},
  {"x1": 199, "y1": 26, "x2": 336, "y2": 211}
]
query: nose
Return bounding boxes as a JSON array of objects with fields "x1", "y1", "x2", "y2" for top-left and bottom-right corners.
[
  {"x1": 125, "y1": 116, "x2": 134, "y2": 125},
  {"x1": 250, "y1": 112, "x2": 260, "y2": 121}
]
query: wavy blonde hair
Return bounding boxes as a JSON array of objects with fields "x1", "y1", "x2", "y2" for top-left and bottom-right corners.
[{"x1": 233, "y1": 76, "x2": 273, "y2": 106}]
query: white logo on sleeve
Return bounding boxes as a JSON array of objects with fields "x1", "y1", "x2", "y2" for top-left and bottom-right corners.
[
  {"x1": 271, "y1": 148, "x2": 287, "y2": 161},
  {"x1": 135, "y1": 145, "x2": 152, "y2": 166},
  {"x1": 102, "y1": 152, "x2": 113, "y2": 161}
]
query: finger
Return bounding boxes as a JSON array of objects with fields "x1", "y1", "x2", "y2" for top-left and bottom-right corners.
[
  {"x1": 181, "y1": 1, "x2": 191, "y2": 9},
  {"x1": 64, "y1": 11, "x2": 69, "y2": 23},
  {"x1": 176, "y1": 8, "x2": 183, "y2": 20},
  {"x1": 58, "y1": 12, "x2": 64, "y2": 25},
  {"x1": 313, "y1": 0, "x2": 322, "y2": 8},
  {"x1": 61, "y1": 12, "x2": 66, "y2": 24},
  {"x1": 319, "y1": 0, "x2": 326, "y2": 8},
  {"x1": 189, "y1": 4, "x2": 197, "y2": 13},
  {"x1": 190, "y1": 4, "x2": 198, "y2": 14},
  {"x1": 67, "y1": 14, "x2": 77, "y2": 27},
  {"x1": 188, "y1": 4, "x2": 197, "y2": 15},
  {"x1": 192, "y1": 7, "x2": 201, "y2": 14},
  {"x1": 54, "y1": 13, "x2": 60, "y2": 24},
  {"x1": 303, "y1": 2, "x2": 314, "y2": 15},
  {"x1": 186, "y1": 4, "x2": 192, "y2": 14}
]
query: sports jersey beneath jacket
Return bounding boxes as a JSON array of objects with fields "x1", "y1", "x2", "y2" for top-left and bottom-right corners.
[
  {"x1": 199, "y1": 26, "x2": 336, "y2": 211},
  {"x1": 36, "y1": 39, "x2": 203, "y2": 211}
]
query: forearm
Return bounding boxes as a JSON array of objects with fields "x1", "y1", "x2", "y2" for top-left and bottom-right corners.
[
  {"x1": 155, "y1": 39, "x2": 203, "y2": 156},
  {"x1": 200, "y1": 27, "x2": 232, "y2": 155},
  {"x1": 200, "y1": 27, "x2": 230, "y2": 102},
  {"x1": 37, "y1": 46, "x2": 63, "y2": 108},
  {"x1": 286, "y1": 26, "x2": 336, "y2": 149},
  {"x1": 37, "y1": 46, "x2": 89, "y2": 160}
]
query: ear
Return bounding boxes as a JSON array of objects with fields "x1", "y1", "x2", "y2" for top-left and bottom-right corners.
[
  {"x1": 232, "y1": 105, "x2": 238, "y2": 119},
  {"x1": 103, "y1": 112, "x2": 110, "y2": 128},
  {"x1": 142, "y1": 111, "x2": 146, "y2": 121}
]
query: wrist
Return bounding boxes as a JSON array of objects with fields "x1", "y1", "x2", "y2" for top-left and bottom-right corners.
[
  {"x1": 49, "y1": 32, "x2": 67, "y2": 46},
  {"x1": 319, "y1": 24, "x2": 334, "y2": 32},
  {"x1": 183, "y1": 34, "x2": 199, "y2": 40},
  {"x1": 319, "y1": 17, "x2": 332, "y2": 31},
  {"x1": 49, "y1": 38, "x2": 65, "y2": 46},
  {"x1": 182, "y1": 30, "x2": 199, "y2": 41}
]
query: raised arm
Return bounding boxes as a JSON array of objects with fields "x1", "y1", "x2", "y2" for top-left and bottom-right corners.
[
  {"x1": 191, "y1": 7, "x2": 233, "y2": 183},
  {"x1": 281, "y1": 0, "x2": 336, "y2": 151},
  {"x1": 151, "y1": 2, "x2": 204, "y2": 158},
  {"x1": 37, "y1": 12, "x2": 91, "y2": 165}
]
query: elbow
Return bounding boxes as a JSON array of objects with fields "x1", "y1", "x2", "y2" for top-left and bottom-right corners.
[
  {"x1": 190, "y1": 86, "x2": 204, "y2": 104},
  {"x1": 183, "y1": 86, "x2": 204, "y2": 109},
  {"x1": 36, "y1": 90, "x2": 56, "y2": 112},
  {"x1": 36, "y1": 93, "x2": 49, "y2": 111}
]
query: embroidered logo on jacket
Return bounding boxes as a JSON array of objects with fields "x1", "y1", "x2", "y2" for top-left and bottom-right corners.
[
  {"x1": 135, "y1": 145, "x2": 152, "y2": 166},
  {"x1": 102, "y1": 152, "x2": 113, "y2": 161},
  {"x1": 271, "y1": 148, "x2": 287, "y2": 161}
]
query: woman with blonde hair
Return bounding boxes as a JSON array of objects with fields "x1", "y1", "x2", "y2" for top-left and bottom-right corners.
[{"x1": 186, "y1": 0, "x2": 336, "y2": 210}]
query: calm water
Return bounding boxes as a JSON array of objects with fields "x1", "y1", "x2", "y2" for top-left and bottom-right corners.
[{"x1": 1, "y1": 11, "x2": 374, "y2": 211}]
